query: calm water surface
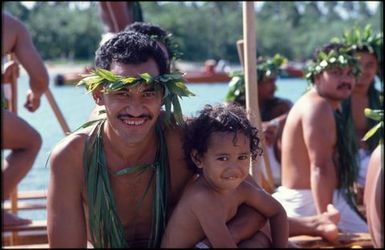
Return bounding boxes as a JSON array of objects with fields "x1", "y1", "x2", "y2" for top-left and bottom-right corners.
[{"x1": 4, "y1": 71, "x2": 309, "y2": 220}]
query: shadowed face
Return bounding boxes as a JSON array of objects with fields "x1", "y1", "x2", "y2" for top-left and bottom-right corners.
[
  {"x1": 100, "y1": 59, "x2": 163, "y2": 145},
  {"x1": 193, "y1": 131, "x2": 251, "y2": 193},
  {"x1": 315, "y1": 66, "x2": 356, "y2": 102},
  {"x1": 258, "y1": 76, "x2": 277, "y2": 101},
  {"x1": 355, "y1": 52, "x2": 378, "y2": 88}
]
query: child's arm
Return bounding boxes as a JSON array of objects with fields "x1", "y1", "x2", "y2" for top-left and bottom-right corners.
[
  {"x1": 191, "y1": 193, "x2": 238, "y2": 248},
  {"x1": 243, "y1": 180, "x2": 289, "y2": 247}
]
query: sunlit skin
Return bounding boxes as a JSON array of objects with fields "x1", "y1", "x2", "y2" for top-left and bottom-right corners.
[
  {"x1": 281, "y1": 65, "x2": 355, "y2": 214},
  {"x1": 95, "y1": 59, "x2": 163, "y2": 147},
  {"x1": 314, "y1": 66, "x2": 356, "y2": 109},
  {"x1": 197, "y1": 132, "x2": 251, "y2": 193},
  {"x1": 2, "y1": 11, "x2": 48, "y2": 227},
  {"x1": 161, "y1": 131, "x2": 288, "y2": 248},
  {"x1": 87, "y1": 40, "x2": 171, "y2": 122},
  {"x1": 48, "y1": 59, "x2": 194, "y2": 248}
]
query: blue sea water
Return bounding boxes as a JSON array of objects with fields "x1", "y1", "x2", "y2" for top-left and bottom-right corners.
[{"x1": 1, "y1": 71, "x2": 313, "y2": 221}]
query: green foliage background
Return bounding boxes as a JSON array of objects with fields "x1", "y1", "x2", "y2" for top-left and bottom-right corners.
[{"x1": 3, "y1": 1, "x2": 383, "y2": 63}]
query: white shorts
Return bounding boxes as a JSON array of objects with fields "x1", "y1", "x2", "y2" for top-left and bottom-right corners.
[{"x1": 273, "y1": 186, "x2": 368, "y2": 233}]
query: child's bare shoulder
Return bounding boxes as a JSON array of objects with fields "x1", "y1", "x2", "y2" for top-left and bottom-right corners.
[{"x1": 181, "y1": 179, "x2": 221, "y2": 208}]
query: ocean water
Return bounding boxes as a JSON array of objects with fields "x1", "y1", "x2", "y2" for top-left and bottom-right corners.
[{"x1": 3, "y1": 71, "x2": 309, "y2": 221}]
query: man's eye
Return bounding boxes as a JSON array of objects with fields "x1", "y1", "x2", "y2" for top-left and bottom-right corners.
[
  {"x1": 143, "y1": 91, "x2": 156, "y2": 98},
  {"x1": 115, "y1": 91, "x2": 129, "y2": 96}
]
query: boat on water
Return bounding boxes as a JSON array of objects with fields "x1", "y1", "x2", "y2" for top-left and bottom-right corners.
[{"x1": 53, "y1": 59, "x2": 304, "y2": 86}]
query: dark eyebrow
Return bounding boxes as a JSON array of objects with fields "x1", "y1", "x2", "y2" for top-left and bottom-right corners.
[{"x1": 142, "y1": 86, "x2": 156, "y2": 92}]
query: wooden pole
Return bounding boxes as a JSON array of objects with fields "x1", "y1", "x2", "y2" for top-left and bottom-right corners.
[
  {"x1": 242, "y1": 2, "x2": 274, "y2": 193},
  {"x1": 236, "y1": 40, "x2": 244, "y2": 69},
  {"x1": 237, "y1": 39, "x2": 275, "y2": 192},
  {"x1": 44, "y1": 90, "x2": 71, "y2": 135}
]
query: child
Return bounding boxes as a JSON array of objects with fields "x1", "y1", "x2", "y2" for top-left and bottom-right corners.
[{"x1": 161, "y1": 103, "x2": 288, "y2": 248}]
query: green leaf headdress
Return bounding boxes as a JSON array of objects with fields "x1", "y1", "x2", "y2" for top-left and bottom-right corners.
[
  {"x1": 225, "y1": 54, "x2": 287, "y2": 104},
  {"x1": 77, "y1": 68, "x2": 195, "y2": 126},
  {"x1": 304, "y1": 47, "x2": 361, "y2": 85},
  {"x1": 331, "y1": 25, "x2": 383, "y2": 81}
]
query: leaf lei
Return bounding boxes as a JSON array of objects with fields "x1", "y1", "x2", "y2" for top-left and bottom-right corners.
[
  {"x1": 331, "y1": 25, "x2": 383, "y2": 81},
  {"x1": 225, "y1": 54, "x2": 287, "y2": 103},
  {"x1": 305, "y1": 48, "x2": 361, "y2": 84},
  {"x1": 77, "y1": 68, "x2": 195, "y2": 126}
]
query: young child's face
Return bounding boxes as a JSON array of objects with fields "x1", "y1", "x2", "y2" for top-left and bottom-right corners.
[{"x1": 197, "y1": 131, "x2": 251, "y2": 192}]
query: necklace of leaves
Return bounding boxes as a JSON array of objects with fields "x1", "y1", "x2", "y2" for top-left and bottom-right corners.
[{"x1": 77, "y1": 68, "x2": 195, "y2": 126}]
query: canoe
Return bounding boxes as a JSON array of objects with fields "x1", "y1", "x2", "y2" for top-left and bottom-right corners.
[{"x1": 54, "y1": 69, "x2": 232, "y2": 86}]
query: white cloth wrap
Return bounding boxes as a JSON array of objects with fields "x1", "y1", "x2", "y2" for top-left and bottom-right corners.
[{"x1": 273, "y1": 186, "x2": 368, "y2": 233}]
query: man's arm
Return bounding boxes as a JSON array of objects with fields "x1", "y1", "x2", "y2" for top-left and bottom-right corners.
[
  {"x1": 99, "y1": 2, "x2": 133, "y2": 33},
  {"x1": 303, "y1": 101, "x2": 338, "y2": 214},
  {"x1": 47, "y1": 135, "x2": 87, "y2": 247},
  {"x1": 12, "y1": 15, "x2": 48, "y2": 111}
]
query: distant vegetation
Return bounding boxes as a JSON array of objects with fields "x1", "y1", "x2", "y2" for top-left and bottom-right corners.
[{"x1": 3, "y1": 1, "x2": 383, "y2": 63}]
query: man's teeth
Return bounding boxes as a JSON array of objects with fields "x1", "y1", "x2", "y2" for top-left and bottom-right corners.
[{"x1": 122, "y1": 119, "x2": 145, "y2": 125}]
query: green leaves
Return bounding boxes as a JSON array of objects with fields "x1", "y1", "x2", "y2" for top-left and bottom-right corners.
[
  {"x1": 362, "y1": 108, "x2": 383, "y2": 142},
  {"x1": 330, "y1": 25, "x2": 383, "y2": 81},
  {"x1": 225, "y1": 54, "x2": 287, "y2": 103},
  {"x1": 305, "y1": 48, "x2": 361, "y2": 84},
  {"x1": 77, "y1": 68, "x2": 195, "y2": 126}
]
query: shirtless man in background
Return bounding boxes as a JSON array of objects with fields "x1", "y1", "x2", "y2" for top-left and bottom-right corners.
[
  {"x1": 2, "y1": 11, "x2": 49, "y2": 226},
  {"x1": 273, "y1": 42, "x2": 368, "y2": 233}
]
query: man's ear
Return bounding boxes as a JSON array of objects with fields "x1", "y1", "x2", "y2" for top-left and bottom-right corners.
[
  {"x1": 190, "y1": 149, "x2": 203, "y2": 168},
  {"x1": 92, "y1": 86, "x2": 105, "y2": 106}
]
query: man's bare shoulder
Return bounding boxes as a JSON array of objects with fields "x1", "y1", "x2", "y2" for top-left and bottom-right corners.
[
  {"x1": 292, "y1": 90, "x2": 334, "y2": 119},
  {"x1": 49, "y1": 127, "x2": 92, "y2": 173}
]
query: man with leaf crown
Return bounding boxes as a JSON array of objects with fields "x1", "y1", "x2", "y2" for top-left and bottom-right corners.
[
  {"x1": 47, "y1": 31, "x2": 271, "y2": 248},
  {"x1": 273, "y1": 42, "x2": 368, "y2": 233},
  {"x1": 332, "y1": 25, "x2": 383, "y2": 201}
]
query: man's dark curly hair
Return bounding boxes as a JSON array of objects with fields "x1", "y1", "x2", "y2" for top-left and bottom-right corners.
[
  {"x1": 183, "y1": 103, "x2": 262, "y2": 172},
  {"x1": 95, "y1": 30, "x2": 168, "y2": 74},
  {"x1": 125, "y1": 22, "x2": 168, "y2": 40}
]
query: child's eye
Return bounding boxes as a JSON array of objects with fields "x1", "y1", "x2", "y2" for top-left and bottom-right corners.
[
  {"x1": 239, "y1": 155, "x2": 249, "y2": 160},
  {"x1": 217, "y1": 156, "x2": 229, "y2": 161}
]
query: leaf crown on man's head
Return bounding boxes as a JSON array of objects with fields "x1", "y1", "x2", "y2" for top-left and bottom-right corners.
[
  {"x1": 224, "y1": 54, "x2": 287, "y2": 104},
  {"x1": 77, "y1": 68, "x2": 195, "y2": 126},
  {"x1": 331, "y1": 25, "x2": 383, "y2": 81},
  {"x1": 305, "y1": 45, "x2": 361, "y2": 84}
]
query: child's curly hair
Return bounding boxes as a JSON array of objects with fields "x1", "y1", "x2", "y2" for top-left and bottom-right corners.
[{"x1": 183, "y1": 103, "x2": 263, "y2": 172}]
